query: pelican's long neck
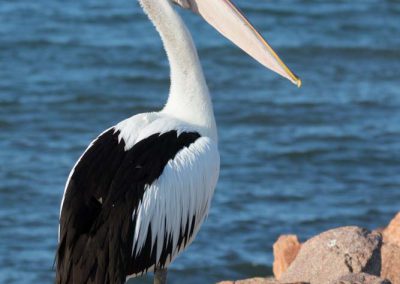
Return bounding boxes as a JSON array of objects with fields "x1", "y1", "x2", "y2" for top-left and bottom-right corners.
[{"x1": 140, "y1": 0, "x2": 216, "y2": 138}]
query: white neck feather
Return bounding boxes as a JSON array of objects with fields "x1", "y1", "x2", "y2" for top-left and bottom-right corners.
[{"x1": 139, "y1": 0, "x2": 217, "y2": 140}]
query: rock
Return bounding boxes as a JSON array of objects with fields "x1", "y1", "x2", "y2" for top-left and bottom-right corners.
[
  {"x1": 216, "y1": 277, "x2": 308, "y2": 284},
  {"x1": 273, "y1": 235, "x2": 302, "y2": 279},
  {"x1": 279, "y1": 226, "x2": 382, "y2": 284},
  {"x1": 381, "y1": 242, "x2": 400, "y2": 284},
  {"x1": 383, "y1": 213, "x2": 400, "y2": 246},
  {"x1": 330, "y1": 273, "x2": 391, "y2": 284},
  {"x1": 234, "y1": 278, "x2": 276, "y2": 284},
  {"x1": 217, "y1": 277, "x2": 279, "y2": 284}
]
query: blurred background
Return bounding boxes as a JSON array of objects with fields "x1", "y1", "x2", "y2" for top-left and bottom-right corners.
[{"x1": 0, "y1": 0, "x2": 399, "y2": 283}]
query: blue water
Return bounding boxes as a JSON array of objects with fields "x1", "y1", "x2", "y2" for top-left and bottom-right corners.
[{"x1": 1, "y1": 0, "x2": 399, "y2": 283}]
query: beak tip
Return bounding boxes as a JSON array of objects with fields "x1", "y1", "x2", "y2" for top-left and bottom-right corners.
[
  {"x1": 295, "y1": 78, "x2": 302, "y2": 88},
  {"x1": 288, "y1": 75, "x2": 301, "y2": 88}
]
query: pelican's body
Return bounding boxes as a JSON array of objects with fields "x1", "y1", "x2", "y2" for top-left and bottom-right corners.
[{"x1": 56, "y1": 0, "x2": 300, "y2": 283}]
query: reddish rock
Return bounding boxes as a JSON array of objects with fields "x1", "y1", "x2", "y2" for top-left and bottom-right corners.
[
  {"x1": 217, "y1": 278, "x2": 307, "y2": 284},
  {"x1": 217, "y1": 277, "x2": 279, "y2": 284},
  {"x1": 273, "y1": 235, "x2": 302, "y2": 279},
  {"x1": 279, "y1": 227, "x2": 382, "y2": 284},
  {"x1": 383, "y1": 213, "x2": 400, "y2": 246},
  {"x1": 330, "y1": 273, "x2": 391, "y2": 284},
  {"x1": 234, "y1": 278, "x2": 276, "y2": 284},
  {"x1": 381, "y1": 242, "x2": 400, "y2": 284}
]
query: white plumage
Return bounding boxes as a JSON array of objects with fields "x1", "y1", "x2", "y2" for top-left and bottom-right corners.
[{"x1": 116, "y1": 113, "x2": 220, "y2": 278}]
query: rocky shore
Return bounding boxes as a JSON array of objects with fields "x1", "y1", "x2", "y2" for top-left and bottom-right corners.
[{"x1": 218, "y1": 212, "x2": 400, "y2": 284}]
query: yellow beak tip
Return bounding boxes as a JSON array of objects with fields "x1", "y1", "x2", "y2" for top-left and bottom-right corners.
[{"x1": 296, "y1": 78, "x2": 302, "y2": 88}]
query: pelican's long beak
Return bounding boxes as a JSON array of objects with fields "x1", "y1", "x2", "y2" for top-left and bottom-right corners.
[{"x1": 174, "y1": 0, "x2": 301, "y2": 87}]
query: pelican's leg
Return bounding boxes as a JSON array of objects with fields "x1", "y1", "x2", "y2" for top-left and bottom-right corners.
[{"x1": 154, "y1": 268, "x2": 168, "y2": 284}]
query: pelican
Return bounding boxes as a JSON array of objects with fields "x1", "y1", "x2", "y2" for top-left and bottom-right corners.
[{"x1": 56, "y1": 0, "x2": 301, "y2": 283}]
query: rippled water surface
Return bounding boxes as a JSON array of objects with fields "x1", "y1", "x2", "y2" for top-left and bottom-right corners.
[{"x1": 1, "y1": 0, "x2": 399, "y2": 283}]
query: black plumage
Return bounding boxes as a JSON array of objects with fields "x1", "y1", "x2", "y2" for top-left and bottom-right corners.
[{"x1": 56, "y1": 128, "x2": 201, "y2": 284}]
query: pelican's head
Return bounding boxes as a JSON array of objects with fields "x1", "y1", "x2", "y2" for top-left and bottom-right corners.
[{"x1": 172, "y1": 0, "x2": 301, "y2": 87}]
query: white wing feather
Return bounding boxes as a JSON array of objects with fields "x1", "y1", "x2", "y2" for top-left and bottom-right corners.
[{"x1": 132, "y1": 136, "x2": 220, "y2": 266}]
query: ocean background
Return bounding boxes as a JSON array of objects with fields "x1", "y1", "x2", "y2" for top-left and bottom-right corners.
[{"x1": 1, "y1": 0, "x2": 399, "y2": 283}]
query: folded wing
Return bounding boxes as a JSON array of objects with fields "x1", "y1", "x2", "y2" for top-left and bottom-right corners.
[{"x1": 56, "y1": 127, "x2": 219, "y2": 283}]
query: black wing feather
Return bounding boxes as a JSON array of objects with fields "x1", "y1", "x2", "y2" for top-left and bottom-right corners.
[{"x1": 56, "y1": 128, "x2": 200, "y2": 284}]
